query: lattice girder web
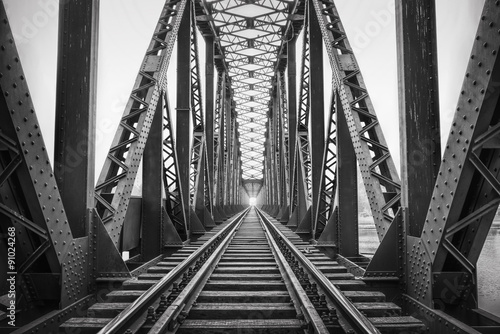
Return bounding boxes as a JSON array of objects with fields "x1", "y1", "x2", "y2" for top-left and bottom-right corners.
[{"x1": 204, "y1": 0, "x2": 292, "y2": 185}]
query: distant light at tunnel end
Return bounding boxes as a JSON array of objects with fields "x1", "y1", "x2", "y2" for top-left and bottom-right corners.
[{"x1": 249, "y1": 197, "x2": 257, "y2": 206}]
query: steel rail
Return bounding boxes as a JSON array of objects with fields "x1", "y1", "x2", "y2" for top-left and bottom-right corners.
[
  {"x1": 148, "y1": 209, "x2": 248, "y2": 333},
  {"x1": 256, "y1": 208, "x2": 381, "y2": 334},
  {"x1": 260, "y1": 213, "x2": 330, "y2": 334},
  {"x1": 96, "y1": 208, "x2": 249, "y2": 334}
]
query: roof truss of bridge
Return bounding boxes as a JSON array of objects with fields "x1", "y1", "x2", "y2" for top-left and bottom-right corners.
[{"x1": 198, "y1": 0, "x2": 296, "y2": 183}]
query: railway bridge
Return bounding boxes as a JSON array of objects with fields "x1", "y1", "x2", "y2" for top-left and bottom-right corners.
[{"x1": 1, "y1": 0, "x2": 500, "y2": 332}]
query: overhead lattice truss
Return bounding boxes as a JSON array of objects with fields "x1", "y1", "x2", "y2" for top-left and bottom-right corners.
[{"x1": 208, "y1": 0, "x2": 290, "y2": 181}]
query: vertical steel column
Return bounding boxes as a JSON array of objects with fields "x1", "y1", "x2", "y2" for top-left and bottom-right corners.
[
  {"x1": 271, "y1": 97, "x2": 279, "y2": 208},
  {"x1": 309, "y1": 0, "x2": 325, "y2": 235},
  {"x1": 337, "y1": 96, "x2": 358, "y2": 256},
  {"x1": 176, "y1": 0, "x2": 192, "y2": 234},
  {"x1": 54, "y1": 0, "x2": 99, "y2": 237},
  {"x1": 287, "y1": 38, "x2": 297, "y2": 211},
  {"x1": 277, "y1": 77, "x2": 287, "y2": 209},
  {"x1": 396, "y1": 0, "x2": 441, "y2": 236},
  {"x1": 205, "y1": 36, "x2": 215, "y2": 202},
  {"x1": 141, "y1": 98, "x2": 163, "y2": 260},
  {"x1": 215, "y1": 75, "x2": 226, "y2": 209},
  {"x1": 224, "y1": 97, "x2": 233, "y2": 206}
]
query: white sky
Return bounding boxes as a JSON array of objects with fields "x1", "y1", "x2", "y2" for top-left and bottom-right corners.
[{"x1": 3, "y1": 0, "x2": 485, "y2": 178}]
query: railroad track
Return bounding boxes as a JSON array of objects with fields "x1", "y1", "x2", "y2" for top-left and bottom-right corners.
[{"x1": 59, "y1": 207, "x2": 425, "y2": 333}]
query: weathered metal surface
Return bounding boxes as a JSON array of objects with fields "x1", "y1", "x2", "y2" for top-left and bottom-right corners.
[
  {"x1": 402, "y1": 294, "x2": 481, "y2": 334},
  {"x1": 141, "y1": 100, "x2": 163, "y2": 260},
  {"x1": 54, "y1": 0, "x2": 98, "y2": 238},
  {"x1": 416, "y1": 0, "x2": 500, "y2": 315},
  {"x1": 365, "y1": 208, "x2": 404, "y2": 279},
  {"x1": 205, "y1": 35, "x2": 215, "y2": 211},
  {"x1": 287, "y1": 38, "x2": 298, "y2": 215},
  {"x1": 309, "y1": 0, "x2": 325, "y2": 238},
  {"x1": 396, "y1": 0, "x2": 441, "y2": 237},
  {"x1": 0, "y1": 2, "x2": 96, "y2": 307},
  {"x1": 176, "y1": 0, "x2": 193, "y2": 237},
  {"x1": 336, "y1": 96, "x2": 358, "y2": 256}
]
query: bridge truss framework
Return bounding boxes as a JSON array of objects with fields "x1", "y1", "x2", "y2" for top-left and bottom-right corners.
[{"x1": 0, "y1": 0, "x2": 499, "y2": 332}]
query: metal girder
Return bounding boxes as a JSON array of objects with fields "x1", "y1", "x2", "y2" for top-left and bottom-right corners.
[
  {"x1": 287, "y1": 36, "x2": 298, "y2": 214},
  {"x1": 364, "y1": 0, "x2": 441, "y2": 280},
  {"x1": 54, "y1": 0, "x2": 98, "y2": 238},
  {"x1": 177, "y1": 0, "x2": 206, "y2": 236},
  {"x1": 412, "y1": 1, "x2": 500, "y2": 314},
  {"x1": 269, "y1": 89, "x2": 280, "y2": 207},
  {"x1": 397, "y1": 0, "x2": 441, "y2": 237},
  {"x1": 0, "y1": 2, "x2": 128, "y2": 308},
  {"x1": 200, "y1": 0, "x2": 296, "y2": 186},
  {"x1": 278, "y1": 70, "x2": 291, "y2": 218},
  {"x1": 204, "y1": 35, "x2": 215, "y2": 215},
  {"x1": 312, "y1": 0, "x2": 401, "y2": 241},
  {"x1": 94, "y1": 0, "x2": 188, "y2": 248},
  {"x1": 224, "y1": 96, "x2": 234, "y2": 205},
  {"x1": 141, "y1": 97, "x2": 165, "y2": 260},
  {"x1": 213, "y1": 71, "x2": 226, "y2": 206},
  {"x1": 309, "y1": 0, "x2": 325, "y2": 237},
  {"x1": 290, "y1": 7, "x2": 312, "y2": 229}
]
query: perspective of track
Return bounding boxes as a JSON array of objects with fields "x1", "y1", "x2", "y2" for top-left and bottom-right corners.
[{"x1": 58, "y1": 208, "x2": 425, "y2": 333}]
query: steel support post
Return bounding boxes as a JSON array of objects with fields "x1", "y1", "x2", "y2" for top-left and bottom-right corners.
[
  {"x1": 215, "y1": 74, "x2": 227, "y2": 216},
  {"x1": 287, "y1": 38, "x2": 297, "y2": 212},
  {"x1": 141, "y1": 98, "x2": 163, "y2": 260},
  {"x1": 176, "y1": 0, "x2": 192, "y2": 235},
  {"x1": 309, "y1": 0, "x2": 325, "y2": 236},
  {"x1": 337, "y1": 96, "x2": 358, "y2": 256},
  {"x1": 397, "y1": 0, "x2": 441, "y2": 237},
  {"x1": 271, "y1": 99, "x2": 279, "y2": 209},
  {"x1": 229, "y1": 120, "x2": 237, "y2": 205},
  {"x1": 291, "y1": 7, "x2": 312, "y2": 229},
  {"x1": 415, "y1": 1, "x2": 500, "y2": 313},
  {"x1": 0, "y1": 3, "x2": 130, "y2": 309},
  {"x1": 205, "y1": 36, "x2": 215, "y2": 205},
  {"x1": 224, "y1": 98, "x2": 233, "y2": 206},
  {"x1": 276, "y1": 76, "x2": 287, "y2": 217},
  {"x1": 54, "y1": 0, "x2": 99, "y2": 237},
  {"x1": 214, "y1": 72, "x2": 225, "y2": 208},
  {"x1": 220, "y1": 91, "x2": 227, "y2": 207}
]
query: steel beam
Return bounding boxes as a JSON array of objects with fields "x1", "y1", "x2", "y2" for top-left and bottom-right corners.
[
  {"x1": 176, "y1": 0, "x2": 192, "y2": 235},
  {"x1": 0, "y1": 3, "x2": 129, "y2": 308},
  {"x1": 396, "y1": 0, "x2": 441, "y2": 237},
  {"x1": 292, "y1": 7, "x2": 312, "y2": 230},
  {"x1": 54, "y1": 0, "x2": 99, "y2": 237},
  {"x1": 309, "y1": 0, "x2": 325, "y2": 236},
  {"x1": 336, "y1": 96, "x2": 358, "y2": 256},
  {"x1": 414, "y1": 1, "x2": 500, "y2": 313},
  {"x1": 205, "y1": 36, "x2": 215, "y2": 208},
  {"x1": 141, "y1": 97, "x2": 163, "y2": 260},
  {"x1": 287, "y1": 37, "x2": 297, "y2": 212}
]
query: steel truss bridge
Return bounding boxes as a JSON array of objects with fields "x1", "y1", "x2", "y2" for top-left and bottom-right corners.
[{"x1": 0, "y1": 0, "x2": 499, "y2": 333}]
